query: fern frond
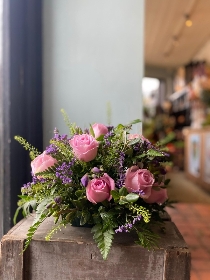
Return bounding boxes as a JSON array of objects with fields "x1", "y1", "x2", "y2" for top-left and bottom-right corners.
[
  {"x1": 91, "y1": 223, "x2": 114, "y2": 260},
  {"x1": 135, "y1": 225, "x2": 160, "y2": 250},
  {"x1": 23, "y1": 212, "x2": 48, "y2": 252},
  {"x1": 45, "y1": 221, "x2": 65, "y2": 241},
  {"x1": 147, "y1": 149, "x2": 164, "y2": 158}
]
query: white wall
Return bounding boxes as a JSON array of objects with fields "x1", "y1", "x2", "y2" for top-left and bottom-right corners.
[{"x1": 43, "y1": 0, "x2": 144, "y2": 146}]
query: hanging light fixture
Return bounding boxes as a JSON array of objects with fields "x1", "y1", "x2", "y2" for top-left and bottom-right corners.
[{"x1": 185, "y1": 15, "x2": 193, "y2": 27}]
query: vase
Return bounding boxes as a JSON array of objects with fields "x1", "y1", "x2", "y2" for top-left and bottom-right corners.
[{"x1": 71, "y1": 217, "x2": 93, "y2": 228}]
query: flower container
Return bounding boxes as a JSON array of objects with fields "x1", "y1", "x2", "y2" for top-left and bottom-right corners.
[{"x1": 0, "y1": 214, "x2": 190, "y2": 280}]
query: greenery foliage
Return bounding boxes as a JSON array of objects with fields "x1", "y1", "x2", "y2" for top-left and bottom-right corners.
[{"x1": 14, "y1": 113, "x2": 171, "y2": 260}]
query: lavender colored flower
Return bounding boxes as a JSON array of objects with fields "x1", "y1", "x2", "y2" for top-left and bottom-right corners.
[
  {"x1": 115, "y1": 215, "x2": 142, "y2": 234},
  {"x1": 132, "y1": 215, "x2": 142, "y2": 224},
  {"x1": 107, "y1": 125, "x2": 114, "y2": 131},
  {"x1": 115, "y1": 152, "x2": 126, "y2": 188},
  {"x1": 115, "y1": 222, "x2": 133, "y2": 233},
  {"x1": 21, "y1": 182, "x2": 32, "y2": 193},
  {"x1": 22, "y1": 182, "x2": 31, "y2": 189},
  {"x1": 52, "y1": 133, "x2": 71, "y2": 144},
  {"x1": 103, "y1": 130, "x2": 115, "y2": 147},
  {"x1": 133, "y1": 189, "x2": 146, "y2": 196},
  {"x1": 45, "y1": 144, "x2": 58, "y2": 155},
  {"x1": 55, "y1": 159, "x2": 76, "y2": 185},
  {"x1": 133, "y1": 143, "x2": 141, "y2": 152},
  {"x1": 32, "y1": 175, "x2": 46, "y2": 184},
  {"x1": 81, "y1": 174, "x2": 89, "y2": 187}
]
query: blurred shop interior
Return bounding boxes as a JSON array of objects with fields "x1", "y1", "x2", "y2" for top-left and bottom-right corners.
[
  {"x1": 143, "y1": 0, "x2": 210, "y2": 195},
  {"x1": 144, "y1": 3, "x2": 210, "y2": 276}
]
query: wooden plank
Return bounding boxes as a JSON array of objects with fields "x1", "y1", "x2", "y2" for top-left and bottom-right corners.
[
  {"x1": 1, "y1": 236, "x2": 24, "y2": 280},
  {"x1": 0, "y1": 216, "x2": 190, "y2": 280},
  {"x1": 163, "y1": 248, "x2": 191, "y2": 280}
]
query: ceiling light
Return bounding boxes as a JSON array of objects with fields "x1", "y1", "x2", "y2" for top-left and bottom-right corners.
[{"x1": 185, "y1": 15, "x2": 192, "y2": 27}]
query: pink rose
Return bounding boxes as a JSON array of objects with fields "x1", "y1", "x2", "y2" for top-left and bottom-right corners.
[
  {"x1": 144, "y1": 187, "x2": 168, "y2": 204},
  {"x1": 31, "y1": 152, "x2": 57, "y2": 175},
  {"x1": 69, "y1": 134, "x2": 99, "y2": 162},
  {"x1": 86, "y1": 173, "x2": 115, "y2": 204},
  {"x1": 92, "y1": 123, "x2": 108, "y2": 139},
  {"x1": 125, "y1": 166, "x2": 155, "y2": 199},
  {"x1": 128, "y1": 134, "x2": 141, "y2": 140},
  {"x1": 128, "y1": 134, "x2": 149, "y2": 142}
]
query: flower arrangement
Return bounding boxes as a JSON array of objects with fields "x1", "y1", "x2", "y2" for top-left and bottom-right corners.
[{"x1": 14, "y1": 111, "x2": 171, "y2": 260}]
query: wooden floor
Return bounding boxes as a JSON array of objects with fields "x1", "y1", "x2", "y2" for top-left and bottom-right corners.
[
  {"x1": 167, "y1": 171, "x2": 210, "y2": 204},
  {"x1": 167, "y1": 203, "x2": 210, "y2": 280}
]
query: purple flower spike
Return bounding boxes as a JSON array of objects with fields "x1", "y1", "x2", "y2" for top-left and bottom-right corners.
[
  {"x1": 91, "y1": 167, "x2": 100, "y2": 173},
  {"x1": 81, "y1": 174, "x2": 89, "y2": 187}
]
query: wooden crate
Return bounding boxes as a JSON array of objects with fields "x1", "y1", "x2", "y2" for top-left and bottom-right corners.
[{"x1": 0, "y1": 215, "x2": 190, "y2": 280}]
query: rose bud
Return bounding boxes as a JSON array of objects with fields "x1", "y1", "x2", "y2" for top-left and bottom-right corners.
[
  {"x1": 81, "y1": 174, "x2": 89, "y2": 187},
  {"x1": 92, "y1": 123, "x2": 108, "y2": 139},
  {"x1": 91, "y1": 167, "x2": 101, "y2": 173}
]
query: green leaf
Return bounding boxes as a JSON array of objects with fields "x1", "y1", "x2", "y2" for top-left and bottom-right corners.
[
  {"x1": 23, "y1": 212, "x2": 48, "y2": 252},
  {"x1": 158, "y1": 132, "x2": 176, "y2": 146},
  {"x1": 80, "y1": 210, "x2": 91, "y2": 225},
  {"x1": 50, "y1": 186, "x2": 57, "y2": 195},
  {"x1": 91, "y1": 223, "x2": 102, "y2": 233},
  {"x1": 119, "y1": 187, "x2": 128, "y2": 196},
  {"x1": 128, "y1": 119, "x2": 141, "y2": 125},
  {"x1": 110, "y1": 190, "x2": 120, "y2": 201},
  {"x1": 128, "y1": 138, "x2": 140, "y2": 146},
  {"x1": 101, "y1": 200, "x2": 110, "y2": 207},
  {"x1": 89, "y1": 125, "x2": 95, "y2": 137},
  {"x1": 125, "y1": 148, "x2": 133, "y2": 156},
  {"x1": 164, "y1": 178, "x2": 170, "y2": 185},
  {"x1": 33, "y1": 198, "x2": 52, "y2": 225},
  {"x1": 72, "y1": 198, "x2": 86, "y2": 208},
  {"x1": 91, "y1": 222, "x2": 114, "y2": 260},
  {"x1": 119, "y1": 199, "x2": 128, "y2": 205},
  {"x1": 75, "y1": 190, "x2": 85, "y2": 198},
  {"x1": 147, "y1": 149, "x2": 163, "y2": 157},
  {"x1": 29, "y1": 200, "x2": 37, "y2": 210},
  {"x1": 115, "y1": 124, "x2": 124, "y2": 132},
  {"x1": 125, "y1": 193, "x2": 139, "y2": 203},
  {"x1": 96, "y1": 135, "x2": 104, "y2": 141},
  {"x1": 13, "y1": 206, "x2": 22, "y2": 225},
  {"x1": 65, "y1": 210, "x2": 77, "y2": 223},
  {"x1": 135, "y1": 226, "x2": 160, "y2": 250}
]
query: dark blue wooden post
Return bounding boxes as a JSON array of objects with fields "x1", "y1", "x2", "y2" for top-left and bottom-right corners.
[{"x1": 0, "y1": 0, "x2": 43, "y2": 235}]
